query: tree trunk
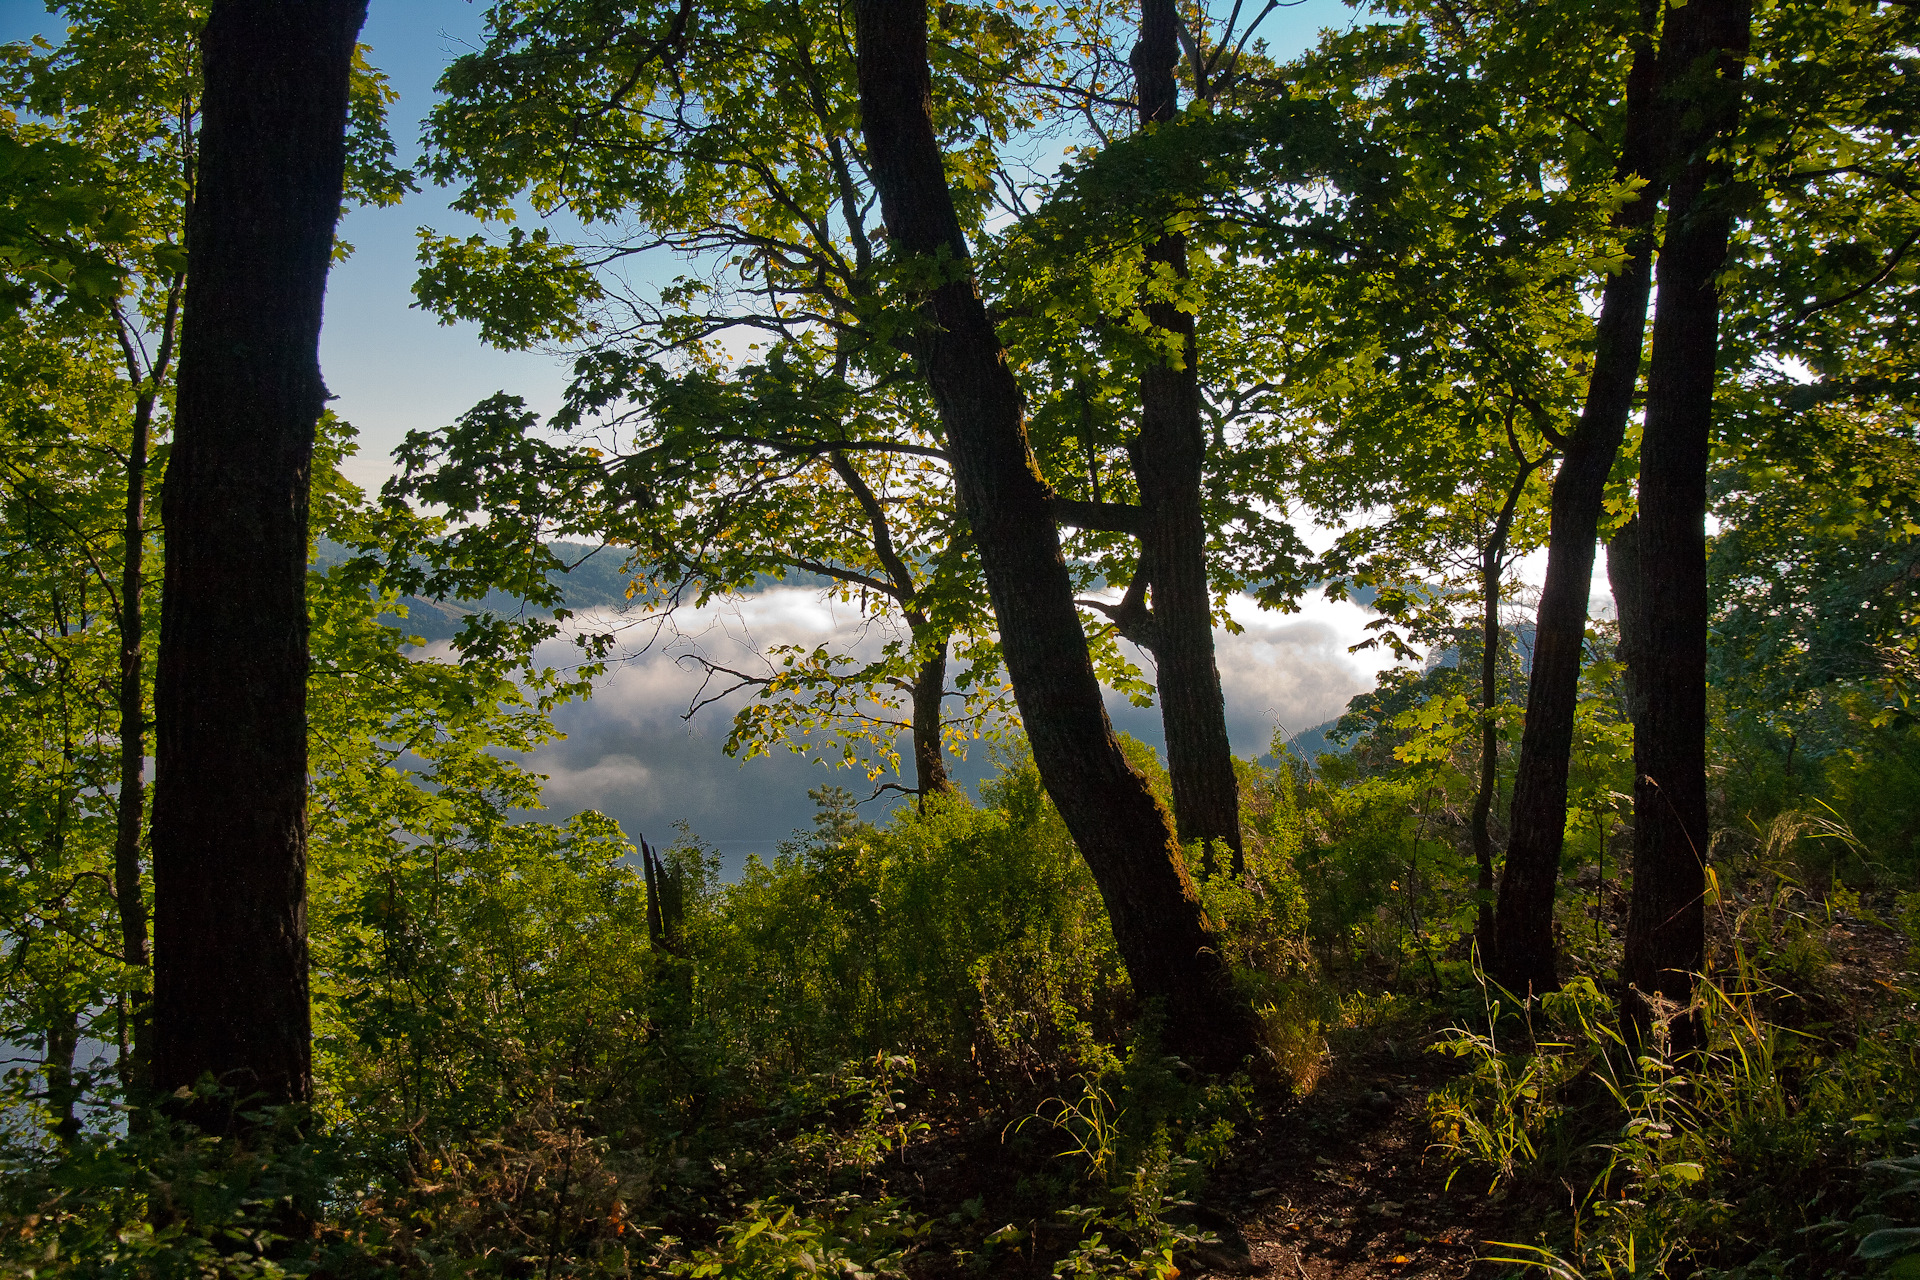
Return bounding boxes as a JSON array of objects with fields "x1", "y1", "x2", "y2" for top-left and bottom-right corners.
[
  {"x1": 110, "y1": 279, "x2": 180, "y2": 1096},
  {"x1": 1472, "y1": 459, "x2": 1540, "y2": 956},
  {"x1": 1491, "y1": 15, "x2": 1668, "y2": 997},
  {"x1": 149, "y1": 0, "x2": 365, "y2": 1115},
  {"x1": 1608, "y1": 517, "x2": 1650, "y2": 728},
  {"x1": 910, "y1": 634, "x2": 954, "y2": 799},
  {"x1": 1129, "y1": 0, "x2": 1243, "y2": 876},
  {"x1": 43, "y1": 1004, "x2": 81, "y2": 1143},
  {"x1": 1472, "y1": 554, "x2": 1502, "y2": 955},
  {"x1": 852, "y1": 0, "x2": 1256, "y2": 1073},
  {"x1": 1623, "y1": 0, "x2": 1751, "y2": 1052}
]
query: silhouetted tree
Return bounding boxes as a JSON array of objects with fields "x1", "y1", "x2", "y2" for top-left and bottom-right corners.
[{"x1": 149, "y1": 0, "x2": 367, "y2": 1114}]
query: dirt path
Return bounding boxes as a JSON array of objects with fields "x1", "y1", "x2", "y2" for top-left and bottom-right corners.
[{"x1": 1183, "y1": 1031, "x2": 1533, "y2": 1280}]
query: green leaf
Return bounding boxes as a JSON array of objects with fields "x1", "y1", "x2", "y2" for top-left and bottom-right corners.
[{"x1": 1858, "y1": 1229, "x2": 1920, "y2": 1261}]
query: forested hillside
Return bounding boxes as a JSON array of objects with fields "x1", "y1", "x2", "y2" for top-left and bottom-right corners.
[{"x1": 2, "y1": 0, "x2": 1917, "y2": 1276}]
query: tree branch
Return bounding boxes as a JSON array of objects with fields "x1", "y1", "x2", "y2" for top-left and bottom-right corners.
[{"x1": 1050, "y1": 496, "x2": 1143, "y2": 535}]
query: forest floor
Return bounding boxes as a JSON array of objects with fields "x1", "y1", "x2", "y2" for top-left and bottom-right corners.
[
  {"x1": 1186, "y1": 1014, "x2": 1525, "y2": 1280},
  {"x1": 888, "y1": 995, "x2": 1526, "y2": 1280},
  {"x1": 879, "y1": 885, "x2": 1912, "y2": 1279},
  {"x1": 1179, "y1": 890, "x2": 1913, "y2": 1280}
]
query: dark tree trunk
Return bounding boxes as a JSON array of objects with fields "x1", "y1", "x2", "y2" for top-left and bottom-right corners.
[
  {"x1": 1623, "y1": 0, "x2": 1751, "y2": 1051},
  {"x1": 1471, "y1": 561, "x2": 1502, "y2": 955},
  {"x1": 1491, "y1": 17, "x2": 1668, "y2": 997},
  {"x1": 910, "y1": 635, "x2": 954, "y2": 798},
  {"x1": 1128, "y1": 0, "x2": 1243, "y2": 876},
  {"x1": 1608, "y1": 517, "x2": 1650, "y2": 728},
  {"x1": 1472, "y1": 458, "x2": 1541, "y2": 956},
  {"x1": 852, "y1": 0, "x2": 1256, "y2": 1072},
  {"x1": 149, "y1": 0, "x2": 365, "y2": 1115},
  {"x1": 44, "y1": 1004, "x2": 81, "y2": 1143},
  {"x1": 111, "y1": 387, "x2": 152, "y2": 1090},
  {"x1": 110, "y1": 276, "x2": 181, "y2": 1096}
]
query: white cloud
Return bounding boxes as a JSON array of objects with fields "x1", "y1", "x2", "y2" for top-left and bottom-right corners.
[{"x1": 519, "y1": 585, "x2": 1405, "y2": 865}]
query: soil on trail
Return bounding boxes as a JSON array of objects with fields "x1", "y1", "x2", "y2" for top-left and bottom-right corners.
[{"x1": 1181, "y1": 1030, "x2": 1520, "y2": 1280}]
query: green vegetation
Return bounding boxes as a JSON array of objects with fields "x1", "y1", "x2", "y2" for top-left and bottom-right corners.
[
  {"x1": 2, "y1": 0, "x2": 1918, "y2": 1275},
  {"x1": 7, "y1": 613, "x2": 1914, "y2": 1275}
]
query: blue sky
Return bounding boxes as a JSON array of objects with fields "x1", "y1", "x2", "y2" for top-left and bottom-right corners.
[
  {"x1": 2, "y1": 1, "x2": 576, "y2": 493},
  {"x1": 318, "y1": 1, "x2": 580, "y2": 495}
]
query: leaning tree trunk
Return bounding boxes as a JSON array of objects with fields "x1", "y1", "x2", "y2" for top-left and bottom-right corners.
[
  {"x1": 149, "y1": 0, "x2": 365, "y2": 1117},
  {"x1": 1623, "y1": 0, "x2": 1751, "y2": 1053},
  {"x1": 852, "y1": 0, "x2": 1257, "y2": 1072},
  {"x1": 1491, "y1": 11, "x2": 1669, "y2": 997},
  {"x1": 1129, "y1": 0, "x2": 1243, "y2": 875}
]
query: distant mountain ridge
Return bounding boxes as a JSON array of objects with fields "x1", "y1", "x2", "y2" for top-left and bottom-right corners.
[{"x1": 312, "y1": 538, "x2": 831, "y2": 644}]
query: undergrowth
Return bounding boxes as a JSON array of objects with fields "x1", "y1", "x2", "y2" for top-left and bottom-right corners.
[
  {"x1": 8, "y1": 724, "x2": 1919, "y2": 1279},
  {"x1": 1424, "y1": 812, "x2": 1920, "y2": 1280},
  {"x1": 0, "y1": 743, "x2": 1323, "y2": 1278}
]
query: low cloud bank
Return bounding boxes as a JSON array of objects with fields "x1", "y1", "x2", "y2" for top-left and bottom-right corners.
[{"x1": 515, "y1": 586, "x2": 1402, "y2": 870}]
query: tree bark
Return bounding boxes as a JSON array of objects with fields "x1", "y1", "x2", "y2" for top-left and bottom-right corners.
[
  {"x1": 1491, "y1": 14, "x2": 1668, "y2": 997},
  {"x1": 1129, "y1": 0, "x2": 1243, "y2": 876},
  {"x1": 1608, "y1": 517, "x2": 1650, "y2": 728},
  {"x1": 1623, "y1": 0, "x2": 1751, "y2": 1052},
  {"x1": 852, "y1": 0, "x2": 1256, "y2": 1072},
  {"x1": 149, "y1": 0, "x2": 365, "y2": 1115},
  {"x1": 910, "y1": 635, "x2": 954, "y2": 798},
  {"x1": 1472, "y1": 456, "x2": 1542, "y2": 955},
  {"x1": 43, "y1": 1004, "x2": 81, "y2": 1143}
]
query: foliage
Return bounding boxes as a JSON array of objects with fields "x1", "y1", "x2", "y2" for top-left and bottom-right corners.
[
  {"x1": 1426, "y1": 976, "x2": 1615, "y2": 1193},
  {"x1": 396, "y1": 0, "x2": 1071, "y2": 788},
  {"x1": 1429, "y1": 850, "x2": 1920, "y2": 1280},
  {"x1": 3, "y1": 0, "x2": 1920, "y2": 1276}
]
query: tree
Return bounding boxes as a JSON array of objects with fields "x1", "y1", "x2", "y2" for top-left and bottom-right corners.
[
  {"x1": 4, "y1": 2, "x2": 202, "y2": 1087},
  {"x1": 410, "y1": 0, "x2": 1052, "y2": 800},
  {"x1": 1, "y1": 0, "x2": 408, "y2": 1096},
  {"x1": 148, "y1": 0, "x2": 367, "y2": 1112},
  {"x1": 1705, "y1": 0, "x2": 1920, "y2": 857},
  {"x1": 1484, "y1": 0, "x2": 1669, "y2": 998},
  {"x1": 413, "y1": 0, "x2": 1306, "y2": 830},
  {"x1": 377, "y1": 365, "x2": 1005, "y2": 800},
  {"x1": 0, "y1": 322, "x2": 134, "y2": 1135},
  {"x1": 1619, "y1": 0, "x2": 1751, "y2": 1047},
  {"x1": 851, "y1": 0, "x2": 1255, "y2": 1072},
  {"x1": 1121, "y1": 0, "x2": 1247, "y2": 871},
  {"x1": 986, "y1": 8, "x2": 1321, "y2": 867}
]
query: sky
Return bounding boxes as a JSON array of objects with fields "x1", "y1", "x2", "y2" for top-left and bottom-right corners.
[{"x1": 4, "y1": 0, "x2": 1572, "y2": 867}]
